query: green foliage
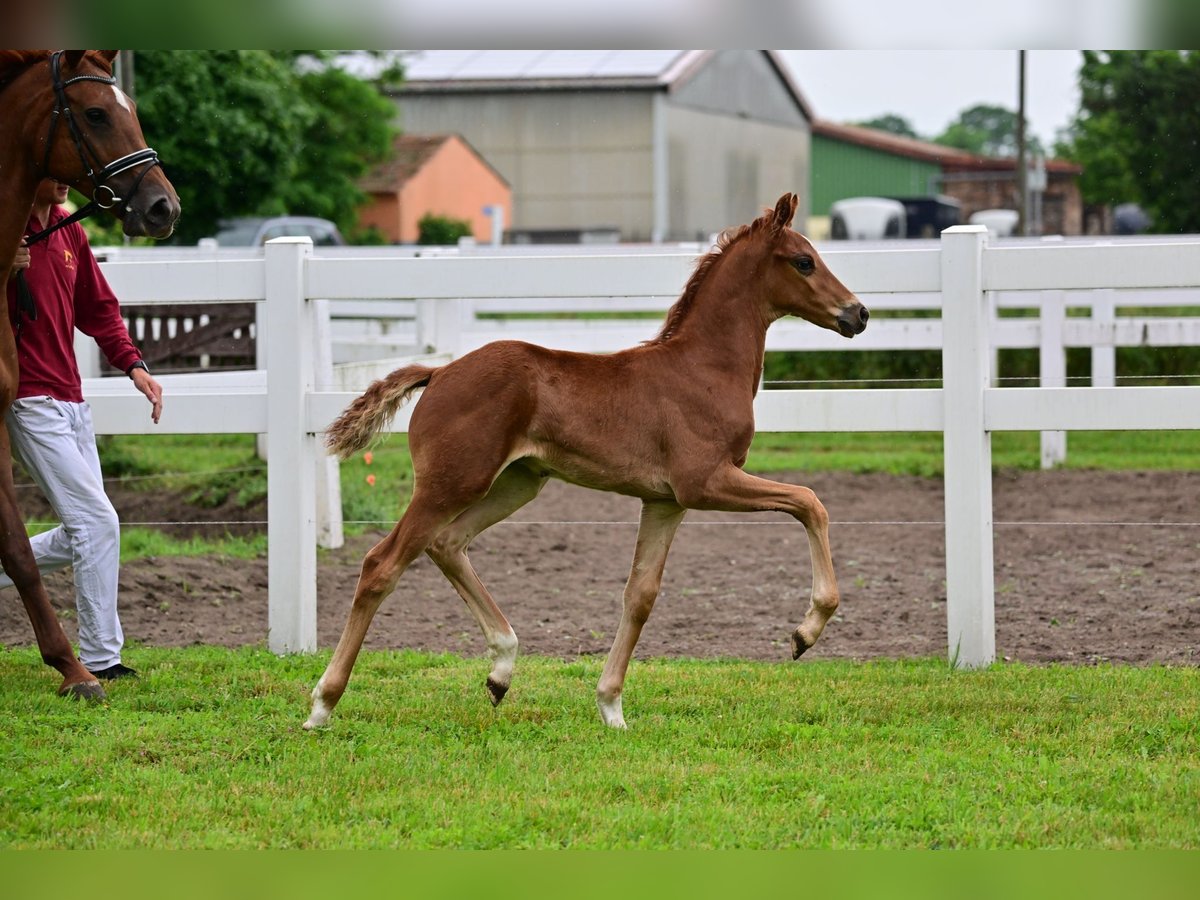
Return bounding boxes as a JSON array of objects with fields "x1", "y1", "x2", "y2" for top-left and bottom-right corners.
[
  {"x1": 0, "y1": 648, "x2": 1196, "y2": 848},
  {"x1": 275, "y1": 59, "x2": 398, "y2": 231},
  {"x1": 131, "y1": 51, "x2": 397, "y2": 244},
  {"x1": 933, "y1": 103, "x2": 1044, "y2": 158},
  {"x1": 854, "y1": 113, "x2": 920, "y2": 139},
  {"x1": 418, "y1": 212, "x2": 474, "y2": 245},
  {"x1": 1058, "y1": 51, "x2": 1200, "y2": 232}
]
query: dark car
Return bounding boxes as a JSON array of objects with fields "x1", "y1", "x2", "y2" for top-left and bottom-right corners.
[{"x1": 208, "y1": 216, "x2": 346, "y2": 247}]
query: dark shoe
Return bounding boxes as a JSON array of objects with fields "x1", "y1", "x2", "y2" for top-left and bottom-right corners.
[{"x1": 88, "y1": 663, "x2": 138, "y2": 681}]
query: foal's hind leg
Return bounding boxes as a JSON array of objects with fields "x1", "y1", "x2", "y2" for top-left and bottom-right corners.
[
  {"x1": 426, "y1": 464, "x2": 547, "y2": 706},
  {"x1": 304, "y1": 489, "x2": 469, "y2": 729},
  {"x1": 596, "y1": 500, "x2": 686, "y2": 728}
]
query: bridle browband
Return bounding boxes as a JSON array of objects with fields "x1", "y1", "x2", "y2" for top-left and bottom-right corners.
[{"x1": 27, "y1": 50, "x2": 162, "y2": 247}]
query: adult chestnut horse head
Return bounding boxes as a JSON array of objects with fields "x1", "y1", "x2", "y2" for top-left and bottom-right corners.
[
  {"x1": 306, "y1": 192, "x2": 869, "y2": 730},
  {"x1": 0, "y1": 50, "x2": 181, "y2": 699}
]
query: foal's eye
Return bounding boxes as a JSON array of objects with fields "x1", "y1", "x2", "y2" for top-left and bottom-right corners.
[
  {"x1": 84, "y1": 107, "x2": 108, "y2": 126},
  {"x1": 792, "y1": 256, "x2": 815, "y2": 274}
]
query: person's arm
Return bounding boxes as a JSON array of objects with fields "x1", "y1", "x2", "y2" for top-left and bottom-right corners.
[{"x1": 71, "y1": 229, "x2": 163, "y2": 423}]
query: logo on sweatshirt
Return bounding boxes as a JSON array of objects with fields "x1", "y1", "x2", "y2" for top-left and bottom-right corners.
[{"x1": 63, "y1": 249, "x2": 76, "y2": 270}]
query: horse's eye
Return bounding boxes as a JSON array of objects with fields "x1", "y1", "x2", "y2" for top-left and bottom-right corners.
[
  {"x1": 84, "y1": 107, "x2": 108, "y2": 126},
  {"x1": 792, "y1": 256, "x2": 815, "y2": 274}
]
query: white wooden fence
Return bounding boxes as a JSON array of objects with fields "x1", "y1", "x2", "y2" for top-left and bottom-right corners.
[{"x1": 87, "y1": 230, "x2": 1200, "y2": 666}]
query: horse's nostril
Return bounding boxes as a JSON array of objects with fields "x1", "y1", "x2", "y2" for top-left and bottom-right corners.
[
  {"x1": 860, "y1": 306, "x2": 870, "y2": 323},
  {"x1": 145, "y1": 195, "x2": 180, "y2": 229}
]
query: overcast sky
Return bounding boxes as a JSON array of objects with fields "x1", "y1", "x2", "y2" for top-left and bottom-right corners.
[{"x1": 778, "y1": 50, "x2": 1083, "y2": 150}]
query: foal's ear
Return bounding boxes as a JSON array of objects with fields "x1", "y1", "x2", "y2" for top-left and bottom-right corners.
[
  {"x1": 96, "y1": 50, "x2": 120, "y2": 68},
  {"x1": 771, "y1": 193, "x2": 798, "y2": 236},
  {"x1": 64, "y1": 51, "x2": 86, "y2": 71}
]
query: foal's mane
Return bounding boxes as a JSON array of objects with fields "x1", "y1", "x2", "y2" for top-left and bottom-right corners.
[{"x1": 649, "y1": 208, "x2": 774, "y2": 343}]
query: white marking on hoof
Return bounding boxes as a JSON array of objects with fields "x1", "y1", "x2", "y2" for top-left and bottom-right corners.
[
  {"x1": 303, "y1": 686, "x2": 332, "y2": 730},
  {"x1": 597, "y1": 693, "x2": 627, "y2": 729},
  {"x1": 487, "y1": 631, "x2": 519, "y2": 700}
]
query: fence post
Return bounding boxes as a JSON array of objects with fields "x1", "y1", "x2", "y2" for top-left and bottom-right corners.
[
  {"x1": 416, "y1": 296, "x2": 467, "y2": 358},
  {"x1": 312, "y1": 298, "x2": 344, "y2": 550},
  {"x1": 941, "y1": 225, "x2": 995, "y2": 669},
  {"x1": 265, "y1": 237, "x2": 317, "y2": 654},
  {"x1": 1039, "y1": 290, "x2": 1067, "y2": 468},
  {"x1": 1091, "y1": 289, "x2": 1116, "y2": 387}
]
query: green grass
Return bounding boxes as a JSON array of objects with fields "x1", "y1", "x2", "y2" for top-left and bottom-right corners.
[{"x1": 0, "y1": 646, "x2": 1196, "y2": 849}]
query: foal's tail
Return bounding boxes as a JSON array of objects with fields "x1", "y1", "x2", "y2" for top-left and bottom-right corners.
[{"x1": 325, "y1": 365, "x2": 436, "y2": 460}]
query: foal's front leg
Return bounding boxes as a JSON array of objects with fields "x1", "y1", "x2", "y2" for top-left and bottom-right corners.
[
  {"x1": 680, "y1": 465, "x2": 840, "y2": 659},
  {"x1": 596, "y1": 500, "x2": 686, "y2": 728}
]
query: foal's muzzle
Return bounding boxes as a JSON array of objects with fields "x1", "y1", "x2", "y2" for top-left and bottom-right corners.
[{"x1": 835, "y1": 302, "x2": 870, "y2": 338}]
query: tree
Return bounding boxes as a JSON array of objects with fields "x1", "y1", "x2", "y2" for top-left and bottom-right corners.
[
  {"x1": 1058, "y1": 51, "x2": 1200, "y2": 233},
  {"x1": 273, "y1": 53, "x2": 399, "y2": 236},
  {"x1": 854, "y1": 114, "x2": 919, "y2": 139},
  {"x1": 129, "y1": 51, "x2": 396, "y2": 244},
  {"x1": 934, "y1": 104, "x2": 1043, "y2": 158}
]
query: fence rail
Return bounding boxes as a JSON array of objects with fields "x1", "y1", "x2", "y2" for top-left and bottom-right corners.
[{"x1": 84, "y1": 232, "x2": 1200, "y2": 664}]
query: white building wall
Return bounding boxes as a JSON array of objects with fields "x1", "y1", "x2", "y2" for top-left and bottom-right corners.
[
  {"x1": 396, "y1": 91, "x2": 657, "y2": 240},
  {"x1": 665, "y1": 105, "x2": 810, "y2": 242}
]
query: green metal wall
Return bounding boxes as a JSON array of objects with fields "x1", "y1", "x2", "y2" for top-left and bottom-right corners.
[{"x1": 810, "y1": 135, "x2": 942, "y2": 215}]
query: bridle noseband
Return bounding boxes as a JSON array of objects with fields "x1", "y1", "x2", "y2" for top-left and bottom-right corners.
[{"x1": 31, "y1": 50, "x2": 162, "y2": 242}]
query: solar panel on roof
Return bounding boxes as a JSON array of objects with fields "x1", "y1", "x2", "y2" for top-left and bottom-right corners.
[{"x1": 402, "y1": 49, "x2": 689, "y2": 81}]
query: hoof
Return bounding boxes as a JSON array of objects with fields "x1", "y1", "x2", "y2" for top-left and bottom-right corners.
[
  {"x1": 59, "y1": 679, "x2": 106, "y2": 702},
  {"x1": 486, "y1": 676, "x2": 509, "y2": 707},
  {"x1": 791, "y1": 631, "x2": 811, "y2": 660}
]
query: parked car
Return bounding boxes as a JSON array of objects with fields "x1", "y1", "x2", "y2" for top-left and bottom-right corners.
[
  {"x1": 207, "y1": 216, "x2": 346, "y2": 247},
  {"x1": 968, "y1": 209, "x2": 1019, "y2": 238},
  {"x1": 830, "y1": 197, "x2": 906, "y2": 240}
]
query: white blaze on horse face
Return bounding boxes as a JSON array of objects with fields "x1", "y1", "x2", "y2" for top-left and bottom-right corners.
[{"x1": 110, "y1": 85, "x2": 132, "y2": 115}]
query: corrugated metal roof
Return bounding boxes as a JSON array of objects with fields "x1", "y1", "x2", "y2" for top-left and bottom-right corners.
[
  {"x1": 814, "y1": 120, "x2": 1082, "y2": 174},
  {"x1": 396, "y1": 50, "x2": 814, "y2": 120},
  {"x1": 402, "y1": 50, "x2": 693, "y2": 83}
]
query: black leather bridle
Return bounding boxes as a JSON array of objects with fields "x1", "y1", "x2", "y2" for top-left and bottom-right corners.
[
  {"x1": 15, "y1": 51, "x2": 164, "y2": 335},
  {"x1": 27, "y1": 50, "x2": 163, "y2": 245}
]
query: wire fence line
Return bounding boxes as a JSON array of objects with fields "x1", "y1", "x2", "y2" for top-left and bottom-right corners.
[{"x1": 21, "y1": 517, "x2": 1197, "y2": 530}]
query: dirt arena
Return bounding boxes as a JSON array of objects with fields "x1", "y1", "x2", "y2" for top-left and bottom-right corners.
[{"x1": 2, "y1": 469, "x2": 1198, "y2": 666}]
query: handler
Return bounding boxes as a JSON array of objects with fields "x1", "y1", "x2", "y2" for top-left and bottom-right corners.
[{"x1": 2, "y1": 178, "x2": 163, "y2": 680}]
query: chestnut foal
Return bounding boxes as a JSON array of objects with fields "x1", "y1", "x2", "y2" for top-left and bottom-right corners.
[
  {"x1": 307, "y1": 193, "x2": 868, "y2": 729},
  {"x1": 0, "y1": 51, "x2": 180, "y2": 698}
]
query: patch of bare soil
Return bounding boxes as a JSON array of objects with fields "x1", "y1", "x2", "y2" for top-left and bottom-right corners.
[{"x1": 2, "y1": 470, "x2": 1198, "y2": 666}]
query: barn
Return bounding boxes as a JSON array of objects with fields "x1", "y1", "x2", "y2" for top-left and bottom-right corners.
[
  {"x1": 389, "y1": 50, "x2": 815, "y2": 243},
  {"x1": 811, "y1": 120, "x2": 1085, "y2": 237}
]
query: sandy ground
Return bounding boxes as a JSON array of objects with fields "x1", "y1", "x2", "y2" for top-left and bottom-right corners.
[{"x1": 2, "y1": 469, "x2": 1197, "y2": 667}]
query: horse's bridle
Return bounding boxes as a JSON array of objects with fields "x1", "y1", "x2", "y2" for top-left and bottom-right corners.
[
  {"x1": 29, "y1": 51, "x2": 162, "y2": 243},
  {"x1": 15, "y1": 51, "x2": 166, "y2": 335}
]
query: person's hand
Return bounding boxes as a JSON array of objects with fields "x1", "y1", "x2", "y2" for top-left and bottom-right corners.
[
  {"x1": 9, "y1": 245, "x2": 30, "y2": 278},
  {"x1": 131, "y1": 368, "x2": 163, "y2": 424}
]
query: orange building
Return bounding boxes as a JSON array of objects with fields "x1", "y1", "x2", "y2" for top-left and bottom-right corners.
[{"x1": 357, "y1": 133, "x2": 512, "y2": 244}]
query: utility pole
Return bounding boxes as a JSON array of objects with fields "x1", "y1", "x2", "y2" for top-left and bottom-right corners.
[
  {"x1": 115, "y1": 50, "x2": 135, "y2": 100},
  {"x1": 1016, "y1": 50, "x2": 1028, "y2": 237}
]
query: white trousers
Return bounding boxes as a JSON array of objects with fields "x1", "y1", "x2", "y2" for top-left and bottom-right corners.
[{"x1": 0, "y1": 397, "x2": 123, "y2": 669}]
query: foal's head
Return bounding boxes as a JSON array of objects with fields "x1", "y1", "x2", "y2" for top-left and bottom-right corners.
[{"x1": 749, "y1": 193, "x2": 868, "y2": 338}]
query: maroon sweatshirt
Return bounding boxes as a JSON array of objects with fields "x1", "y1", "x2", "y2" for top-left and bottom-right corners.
[{"x1": 5, "y1": 205, "x2": 141, "y2": 402}]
